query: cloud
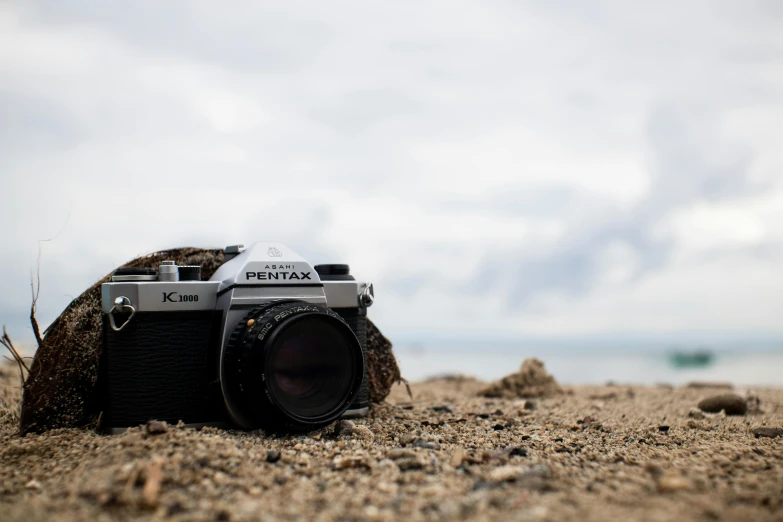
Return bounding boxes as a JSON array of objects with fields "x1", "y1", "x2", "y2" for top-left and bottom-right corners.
[{"x1": 1, "y1": 0, "x2": 782, "y2": 348}]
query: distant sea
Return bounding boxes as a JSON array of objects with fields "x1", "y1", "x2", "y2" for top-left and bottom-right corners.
[
  {"x1": 394, "y1": 340, "x2": 783, "y2": 387},
  {"x1": 11, "y1": 340, "x2": 783, "y2": 388}
]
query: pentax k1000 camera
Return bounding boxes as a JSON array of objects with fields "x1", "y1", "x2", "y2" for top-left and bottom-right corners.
[{"x1": 99, "y1": 242, "x2": 374, "y2": 433}]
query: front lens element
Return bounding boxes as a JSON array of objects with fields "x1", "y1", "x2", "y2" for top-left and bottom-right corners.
[{"x1": 267, "y1": 315, "x2": 358, "y2": 420}]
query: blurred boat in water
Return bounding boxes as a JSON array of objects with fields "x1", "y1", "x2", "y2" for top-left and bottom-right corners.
[{"x1": 668, "y1": 349, "x2": 714, "y2": 368}]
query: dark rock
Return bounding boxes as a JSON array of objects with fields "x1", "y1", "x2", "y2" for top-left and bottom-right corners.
[
  {"x1": 509, "y1": 447, "x2": 529, "y2": 457},
  {"x1": 145, "y1": 420, "x2": 168, "y2": 435},
  {"x1": 523, "y1": 400, "x2": 537, "y2": 411},
  {"x1": 166, "y1": 502, "x2": 186, "y2": 516},
  {"x1": 492, "y1": 424, "x2": 505, "y2": 431},
  {"x1": 698, "y1": 393, "x2": 747, "y2": 415},
  {"x1": 430, "y1": 404, "x2": 453, "y2": 413},
  {"x1": 658, "y1": 425, "x2": 670, "y2": 433},
  {"x1": 752, "y1": 427, "x2": 783, "y2": 439},
  {"x1": 266, "y1": 450, "x2": 281, "y2": 463}
]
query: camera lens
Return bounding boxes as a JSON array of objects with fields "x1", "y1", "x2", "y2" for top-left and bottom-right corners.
[
  {"x1": 221, "y1": 301, "x2": 364, "y2": 431},
  {"x1": 267, "y1": 315, "x2": 357, "y2": 420}
]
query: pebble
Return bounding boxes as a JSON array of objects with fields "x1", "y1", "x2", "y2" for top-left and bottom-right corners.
[
  {"x1": 396, "y1": 457, "x2": 425, "y2": 471},
  {"x1": 751, "y1": 427, "x2": 783, "y2": 439},
  {"x1": 333, "y1": 456, "x2": 371, "y2": 470},
  {"x1": 352, "y1": 425, "x2": 374, "y2": 442},
  {"x1": 387, "y1": 448, "x2": 417, "y2": 460},
  {"x1": 488, "y1": 465, "x2": 523, "y2": 482},
  {"x1": 655, "y1": 471, "x2": 693, "y2": 493},
  {"x1": 411, "y1": 438, "x2": 441, "y2": 450},
  {"x1": 688, "y1": 408, "x2": 705, "y2": 419},
  {"x1": 509, "y1": 447, "x2": 529, "y2": 457},
  {"x1": 430, "y1": 404, "x2": 453, "y2": 413},
  {"x1": 335, "y1": 420, "x2": 355, "y2": 437},
  {"x1": 266, "y1": 450, "x2": 281, "y2": 463},
  {"x1": 697, "y1": 394, "x2": 747, "y2": 415},
  {"x1": 145, "y1": 420, "x2": 168, "y2": 435},
  {"x1": 487, "y1": 464, "x2": 551, "y2": 491},
  {"x1": 25, "y1": 479, "x2": 42, "y2": 490}
]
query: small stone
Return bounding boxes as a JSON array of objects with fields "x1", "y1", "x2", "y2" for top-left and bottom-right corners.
[
  {"x1": 396, "y1": 457, "x2": 425, "y2": 471},
  {"x1": 644, "y1": 463, "x2": 664, "y2": 478},
  {"x1": 266, "y1": 450, "x2": 281, "y2": 463},
  {"x1": 686, "y1": 419, "x2": 713, "y2": 431},
  {"x1": 752, "y1": 427, "x2": 783, "y2": 439},
  {"x1": 145, "y1": 420, "x2": 168, "y2": 435},
  {"x1": 698, "y1": 394, "x2": 747, "y2": 415},
  {"x1": 25, "y1": 479, "x2": 42, "y2": 490},
  {"x1": 688, "y1": 408, "x2": 705, "y2": 419},
  {"x1": 524, "y1": 400, "x2": 537, "y2": 411},
  {"x1": 411, "y1": 438, "x2": 441, "y2": 450},
  {"x1": 658, "y1": 425, "x2": 670, "y2": 433},
  {"x1": 488, "y1": 465, "x2": 522, "y2": 482},
  {"x1": 400, "y1": 433, "x2": 418, "y2": 445},
  {"x1": 430, "y1": 404, "x2": 453, "y2": 413},
  {"x1": 333, "y1": 456, "x2": 371, "y2": 470},
  {"x1": 351, "y1": 425, "x2": 374, "y2": 442},
  {"x1": 656, "y1": 471, "x2": 692, "y2": 493},
  {"x1": 746, "y1": 394, "x2": 763, "y2": 414},
  {"x1": 488, "y1": 464, "x2": 551, "y2": 491},
  {"x1": 334, "y1": 420, "x2": 355, "y2": 437},
  {"x1": 387, "y1": 448, "x2": 417, "y2": 460},
  {"x1": 246, "y1": 319, "x2": 255, "y2": 327},
  {"x1": 508, "y1": 447, "x2": 529, "y2": 457}
]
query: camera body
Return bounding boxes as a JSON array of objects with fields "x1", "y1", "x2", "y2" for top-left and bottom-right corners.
[{"x1": 100, "y1": 242, "x2": 374, "y2": 432}]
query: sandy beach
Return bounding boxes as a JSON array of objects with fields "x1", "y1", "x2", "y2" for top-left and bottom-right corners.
[{"x1": 1, "y1": 363, "x2": 782, "y2": 522}]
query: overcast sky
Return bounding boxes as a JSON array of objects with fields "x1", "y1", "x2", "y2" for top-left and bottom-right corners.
[{"x1": 2, "y1": 1, "x2": 782, "y2": 348}]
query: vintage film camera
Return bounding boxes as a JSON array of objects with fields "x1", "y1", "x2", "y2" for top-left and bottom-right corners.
[{"x1": 100, "y1": 242, "x2": 373, "y2": 432}]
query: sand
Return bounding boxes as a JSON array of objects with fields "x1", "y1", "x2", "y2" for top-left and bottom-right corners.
[{"x1": 1, "y1": 364, "x2": 782, "y2": 522}]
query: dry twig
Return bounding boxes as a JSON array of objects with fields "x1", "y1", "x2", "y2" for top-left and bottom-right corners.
[
  {"x1": 399, "y1": 376, "x2": 413, "y2": 400},
  {"x1": 1, "y1": 326, "x2": 29, "y2": 386},
  {"x1": 30, "y1": 246, "x2": 44, "y2": 348}
]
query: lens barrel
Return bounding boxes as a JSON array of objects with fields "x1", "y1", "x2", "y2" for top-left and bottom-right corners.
[{"x1": 221, "y1": 301, "x2": 364, "y2": 432}]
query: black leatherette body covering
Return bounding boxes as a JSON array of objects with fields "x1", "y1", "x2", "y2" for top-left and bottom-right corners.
[{"x1": 101, "y1": 311, "x2": 224, "y2": 427}]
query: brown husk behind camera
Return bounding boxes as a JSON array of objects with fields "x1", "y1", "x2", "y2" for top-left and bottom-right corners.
[{"x1": 20, "y1": 248, "x2": 399, "y2": 435}]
